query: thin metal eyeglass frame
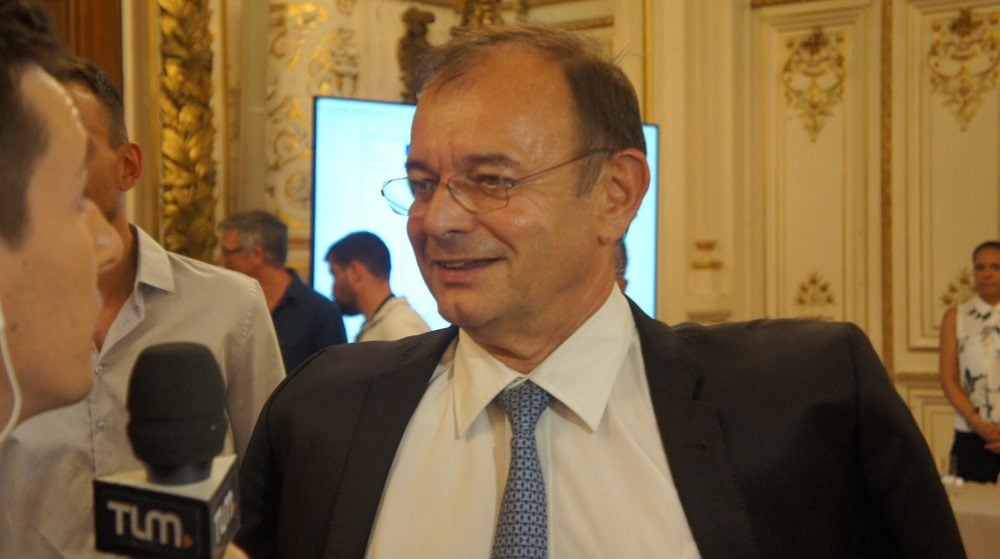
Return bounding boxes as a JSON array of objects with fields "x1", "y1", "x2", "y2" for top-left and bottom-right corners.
[{"x1": 381, "y1": 148, "x2": 613, "y2": 216}]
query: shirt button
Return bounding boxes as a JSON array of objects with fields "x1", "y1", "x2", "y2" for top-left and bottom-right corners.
[{"x1": 95, "y1": 420, "x2": 110, "y2": 432}]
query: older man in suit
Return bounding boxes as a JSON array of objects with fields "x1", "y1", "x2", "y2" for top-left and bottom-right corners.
[{"x1": 236, "y1": 23, "x2": 963, "y2": 559}]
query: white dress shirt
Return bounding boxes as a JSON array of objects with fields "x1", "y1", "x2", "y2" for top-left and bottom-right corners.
[
  {"x1": 0, "y1": 226, "x2": 285, "y2": 558},
  {"x1": 365, "y1": 287, "x2": 700, "y2": 558}
]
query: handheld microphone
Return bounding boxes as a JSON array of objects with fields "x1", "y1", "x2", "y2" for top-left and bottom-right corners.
[{"x1": 94, "y1": 342, "x2": 239, "y2": 559}]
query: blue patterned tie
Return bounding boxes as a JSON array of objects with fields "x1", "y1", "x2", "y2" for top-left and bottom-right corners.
[{"x1": 491, "y1": 381, "x2": 551, "y2": 559}]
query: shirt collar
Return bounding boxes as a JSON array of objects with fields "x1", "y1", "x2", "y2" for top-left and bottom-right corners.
[
  {"x1": 452, "y1": 287, "x2": 637, "y2": 436},
  {"x1": 133, "y1": 225, "x2": 175, "y2": 294}
]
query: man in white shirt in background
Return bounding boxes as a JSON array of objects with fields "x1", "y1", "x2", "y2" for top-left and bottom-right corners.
[
  {"x1": 0, "y1": 56, "x2": 284, "y2": 558},
  {"x1": 325, "y1": 231, "x2": 429, "y2": 342}
]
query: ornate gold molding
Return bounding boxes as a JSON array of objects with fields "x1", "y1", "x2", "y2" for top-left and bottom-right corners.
[
  {"x1": 927, "y1": 8, "x2": 1000, "y2": 131},
  {"x1": 751, "y1": 0, "x2": 817, "y2": 7},
  {"x1": 941, "y1": 268, "x2": 975, "y2": 307},
  {"x1": 399, "y1": 7, "x2": 435, "y2": 103},
  {"x1": 268, "y1": 3, "x2": 330, "y2": 70},
  {"x1": 881, "y1": 0, "x2": 893, "y2": 375},
  {"x1": 555, "y1": 16, "x2": 614, "y2": 33},
  {"x1": 158, "y1": 0, "x2": 217, "y2": 261},
  {"x1": 794, "y1": 272, "x2": 836, "y2": 319},
  {"x1": 458, "y1": 0, "x2": 503, "y2": 29},
  {"x1": 782, "y1": 27, "x2": 846, "y2": 142}
]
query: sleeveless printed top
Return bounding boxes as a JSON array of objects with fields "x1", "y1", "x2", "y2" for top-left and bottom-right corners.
[{"x1": 955, "y1": 296, "x2": 1000, "y2": 431}]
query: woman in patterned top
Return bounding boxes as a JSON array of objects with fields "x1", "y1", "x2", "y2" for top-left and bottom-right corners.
[{"x1": 940, "y1": 240, "x2": 1000, "y2": 482}]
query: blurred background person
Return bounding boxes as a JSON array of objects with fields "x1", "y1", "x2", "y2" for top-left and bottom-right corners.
[
  {"x1": 0, "y1": 56, "x2": 284, "y2": 558},
  {"x1": 0, "y1": 0, "x2": 122, "y2": 444},
  {"x1": 325, "y1": 231, "x2": 429, "y2": 342},
  {"x1": 940, "y1": 239, "x2": 1000, "y2": 482},
  {"x1": 219, "y1": 209, "x2": 346, "y2": 372}
]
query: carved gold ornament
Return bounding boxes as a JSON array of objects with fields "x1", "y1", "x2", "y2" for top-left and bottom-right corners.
[
  {"x1": 794, "y1": 272, "x2": 837, "y2": 319},
  {"x1": 269, "y1": 3, "x2": 330, "y2": 70},
  {"x1": 158, "y1": 0, "x2": 217, "y2": 261},
  {"x1": 782, "y1": 28, "x2": 846, "y2": 142},
  {"x1": 927, "y1": 8, "x2": 1000, "y2": 131},
  {"x1": 398, "y1": 7, "x2": 435, "y2": 103},
  {"x1": 941, "y1": 268, "x2": 976, "y2": 307},
  {"x1": 309, "y1": 27, "x2": 360, "y2": 97},
  {"x1": 458, "y1": 0, "x2": 503, "y2": 30}
]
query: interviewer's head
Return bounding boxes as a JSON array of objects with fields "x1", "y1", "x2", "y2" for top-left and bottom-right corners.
[{"x1": 0, "y1": 0, "x2": 121, "y2": 431}]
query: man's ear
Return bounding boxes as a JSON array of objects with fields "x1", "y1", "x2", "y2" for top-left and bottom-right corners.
[
  {"x1": 249, "y1": 244, "x2": 266, "y2": 266},
  {"x1": 346, "y1": 260, "x2": 367, "y2": 282},
  {"x1": 595, "y1": 147, "x2": 649, "y2": 245},
  {"x1": 117, "y1": 142, "x2": 143, "y2": 192}
]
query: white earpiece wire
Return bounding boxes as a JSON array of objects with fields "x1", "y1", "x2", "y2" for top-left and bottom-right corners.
[{"x1": 0, "y1": 300, "x2": 23, "y2": 443}]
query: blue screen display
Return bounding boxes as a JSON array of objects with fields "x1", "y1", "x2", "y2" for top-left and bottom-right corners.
[{"x1": 311, "y1": 96, "x2": 658, "y2": 341}]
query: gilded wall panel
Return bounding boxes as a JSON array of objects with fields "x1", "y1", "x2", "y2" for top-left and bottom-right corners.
[
  {"x1": 894, "y1": 0, "x2": 1000, "y2": 375},
  {"x1": 754, "y1": 2, "x2": 881, "y2": 331}
]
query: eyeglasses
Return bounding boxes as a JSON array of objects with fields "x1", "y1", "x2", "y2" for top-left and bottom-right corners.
[{"x1": 381, "y1": 149, "x2": 612, "y2": 217}]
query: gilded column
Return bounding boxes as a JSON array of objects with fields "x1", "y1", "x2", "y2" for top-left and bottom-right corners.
[{"x1": 158, "y1": 0, "x2": 218, "y2": 261}]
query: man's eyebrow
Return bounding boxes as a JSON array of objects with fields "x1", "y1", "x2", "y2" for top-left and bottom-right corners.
[{"x1": 404, "y1": 153, "x2": 517, "y2": 175}]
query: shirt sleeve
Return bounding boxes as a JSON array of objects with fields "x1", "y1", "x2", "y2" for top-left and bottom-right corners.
[{"x1": 225, "y1": 279, "x2": 285, "y2": 459}]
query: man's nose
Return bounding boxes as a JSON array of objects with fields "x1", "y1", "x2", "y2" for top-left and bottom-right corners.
[
  {"x1": 416, "y1": 180, "x2": 476, "y2": 235},
  {"x1": 81, "y1": 200, "x2": 122, "y2": 274}
]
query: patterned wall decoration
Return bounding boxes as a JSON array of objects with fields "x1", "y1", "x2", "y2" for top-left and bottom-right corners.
[
  {"x1": 265, "y1": 1, "x2": 363, "y2": 226},
  {"x1": 158, "y1": 0, "x2": 218, "y2": 261},
  {"x1": 940, "y1": 268, "x2": 976, "y2": 307},
  {"x1": 782, "y1": 27, "x2": 847, "y2": 142},
  {"x1": 927, "y1": 7, "x2": 1000, "y2": 131},
  {"x1": 793, "y1": 272, "x2": 837, "y2": 320}
]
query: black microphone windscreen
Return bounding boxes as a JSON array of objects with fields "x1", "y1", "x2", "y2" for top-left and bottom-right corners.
[{"x1": 127, "y1": 342, "x2": 227, "y2": 474}]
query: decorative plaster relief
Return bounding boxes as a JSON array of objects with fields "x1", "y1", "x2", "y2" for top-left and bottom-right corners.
[
  {"x1": 782, "y1": 27, "x2": 846, "y2": 142},
  {"x1": 940, "y1": 268, "x2": 975, "y2": 307},
  {"x1": 927, "y1": 8, "x2": 1000, "y2": 131},
  {"x1": 794, "y1": 272, "x2": 837, "y2": 320}
]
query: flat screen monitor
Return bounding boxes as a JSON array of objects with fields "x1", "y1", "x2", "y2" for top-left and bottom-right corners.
[{"x1": 311, "y1": 96, "x2": 659, "y2": 341}]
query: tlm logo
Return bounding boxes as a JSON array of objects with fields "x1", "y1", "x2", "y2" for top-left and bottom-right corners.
[
  {"x1": 212, "y1": 489, "x2": 236, "y2": 542},
  {"x1": 106, "y1": 500, "x2": 188, "y2": 548}
]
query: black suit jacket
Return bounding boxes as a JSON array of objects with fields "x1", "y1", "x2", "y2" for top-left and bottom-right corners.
[{"x1": 237, "y1": 304, "x2": 964, "y2": 558}]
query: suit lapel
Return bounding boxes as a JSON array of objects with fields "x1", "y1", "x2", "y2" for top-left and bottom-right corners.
[
  {"x1": 632, "y1": 305, "x2": 761, "y2": 559},
  {"x1": 323, "y1": 328, "x2": 459, "y2": 558}
]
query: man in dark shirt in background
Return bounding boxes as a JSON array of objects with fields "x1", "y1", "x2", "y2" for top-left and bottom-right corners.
[{"x1": 219, "y1": 210, "x2": 346, "y2": 372}]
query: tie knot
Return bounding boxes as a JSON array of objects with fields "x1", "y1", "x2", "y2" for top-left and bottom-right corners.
[{"x1": 497, "y1": 381, "x2": 550, "y2": 436}]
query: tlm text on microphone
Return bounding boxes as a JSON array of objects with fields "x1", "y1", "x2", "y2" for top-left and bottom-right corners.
[
  {"x1": 94, "y1": 454, "x2": 239, "y2": 559},
  {"x1": 103, "y1": 486, "x2": 237, "y2": 550}
]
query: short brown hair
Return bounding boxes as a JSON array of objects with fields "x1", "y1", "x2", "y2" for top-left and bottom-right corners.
[
  {"x1": 414, "y1": 23, "x2": 645, "y2": 193},
  {"x1": 0, "y1": 0, "x2": 65, "y2": 246},
  {"x1": 55, "y1": 56, "x2": 128, "y2": 148}
]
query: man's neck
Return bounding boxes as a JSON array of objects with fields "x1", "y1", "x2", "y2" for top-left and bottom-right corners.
[
  {"x1": 359, "y1": 283, "x2": 393, "y2": 321},
  {"x1": 464, "y1": 276, "x2": 615, "y2": 374},
  {"x1": 256, "y1": 266, "x2": 293, "y2": 312},
  {"x1": 93, "y1": 221, "x2": 138, "y2": 349}
]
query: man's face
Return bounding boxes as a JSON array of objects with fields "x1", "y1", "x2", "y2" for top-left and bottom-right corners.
[
  {"x1": 329, "y1": 261, "x2": 360, "y2": 315},
  {"x1": 0, "y1": 65, "x2": 122, "y2": 420},
  {"x1": 217, "y1": 229, "x2": 256, "y2": 276},
  {"x1": 63, "y1": 82, "x2": 123, "y2": 223},
  {"x1": 405, "y1": 45, "x2": 609, "y2": 336}
]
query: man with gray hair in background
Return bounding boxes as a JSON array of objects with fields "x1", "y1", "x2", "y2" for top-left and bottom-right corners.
[{"x1": 219, "y1": 209, "x2": 346, "y2": 372}]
